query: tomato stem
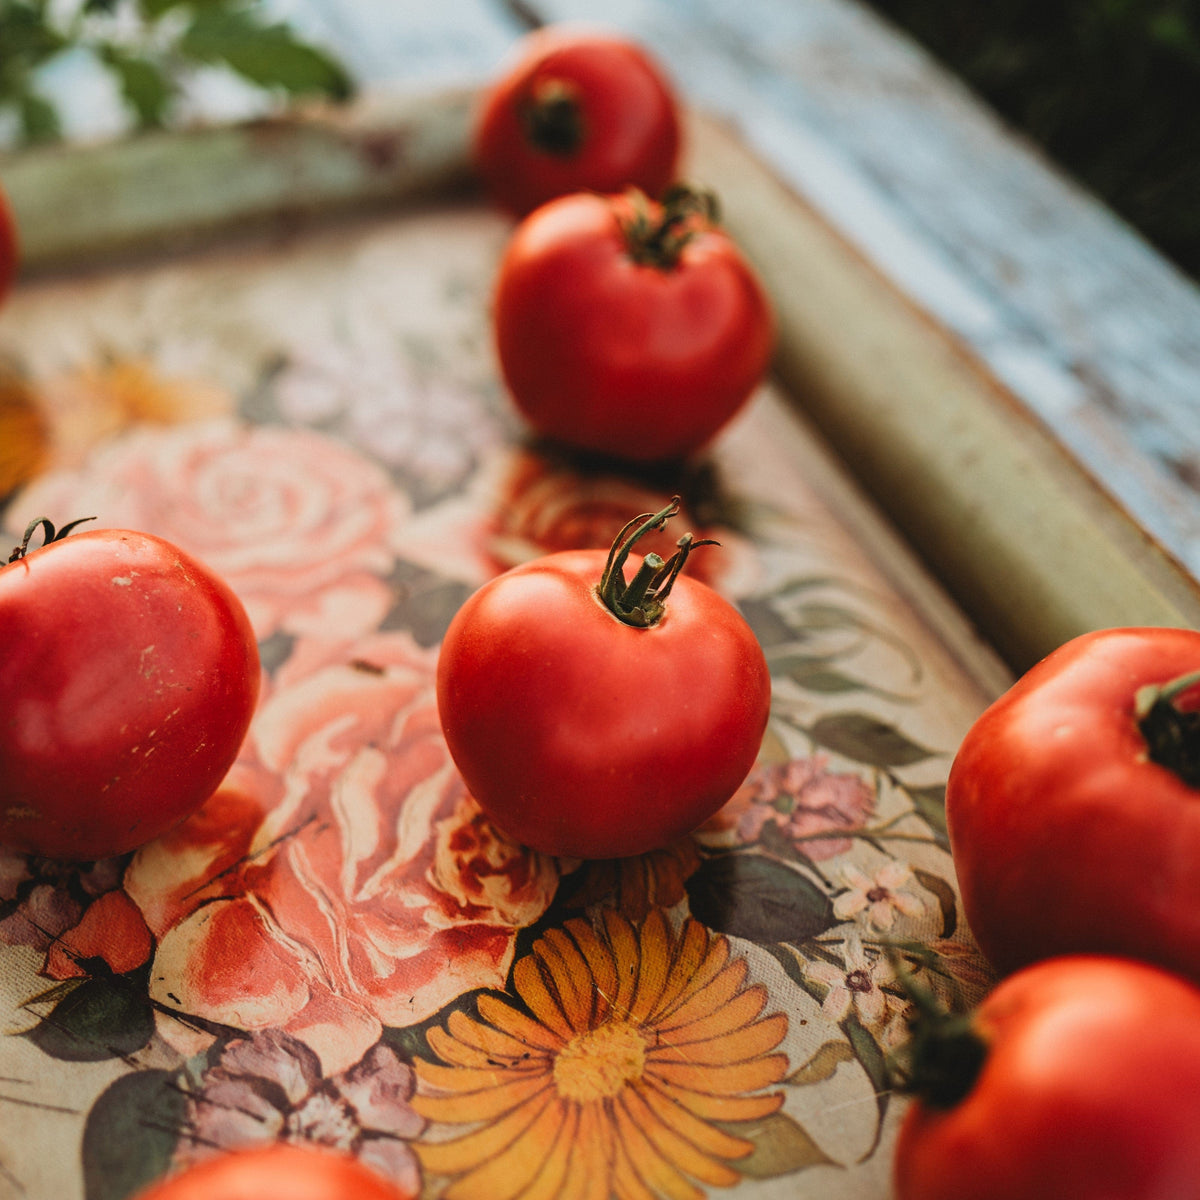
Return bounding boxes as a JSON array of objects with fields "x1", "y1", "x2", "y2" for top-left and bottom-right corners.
[
  {"x1": 1135, "y1": 668, "x2": 1200, "y2": 788},
  {"x1": 885, "y1": 944, "x2": 988, "y2": 1110},
  {"x1": 597, "y1": 496, "x2": 717, "y2": 628},
  {"x1": 619, "y1": 184, "x2": 720, "y2": 270},
  {"x1": 7, "y1": 515, "x2": 96, "y2": 563},
  {"x1": 519, "y1": 77, "x2": 585, "y2": 157}
]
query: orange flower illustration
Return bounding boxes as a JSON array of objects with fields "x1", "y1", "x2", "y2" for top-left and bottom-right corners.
[{"x1": 413, "y1": 909, "x2": 788, "y2": 1200}]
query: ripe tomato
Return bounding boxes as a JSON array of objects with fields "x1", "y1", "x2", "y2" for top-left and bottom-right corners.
[
  {"x1": 436, "y1": 499, "x2": 770, "y2": 858},
  {"x1": 0, "y1": 519, "x2": 260, "y2": 860},
  {"x1": 946, "y1": 626, "x2": 1200, "y2": 982},
  {"x1": 472, "y1": 26, "x2": 681, "y2": 217},
  {"x1": 0, "y1": 180, "x2": 17, "y2": 306},
  {"x1": 493, "y1": 187, "x2": 774, "y2": 463},
  {"x1": 131, "y1": 1143, "x2": 410, "y2": 1200},
  {"x1": 893, "y1": 955, "x2": 1200, "y2": 1200}
]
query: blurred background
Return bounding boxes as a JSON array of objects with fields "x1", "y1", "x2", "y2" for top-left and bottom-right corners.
[{"x1": 4, "y1": 0, "x2": 1197, "y2": 281}]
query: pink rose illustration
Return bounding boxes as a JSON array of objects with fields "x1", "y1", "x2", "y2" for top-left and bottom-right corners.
[
  {"x1": 123, "y1": 632, "x2": 561, "y2": 1075},
  {"x1": 702, "y1": 756, "x2": 877, "y2": 860},
  {"x1": 9, "y1": 419, "x2": 411, "y2": 640}
]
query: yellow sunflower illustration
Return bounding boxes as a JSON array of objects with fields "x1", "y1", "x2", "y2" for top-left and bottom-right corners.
[{"x1": 413, "y1": 908, "x2": 788, "y2": 1200}]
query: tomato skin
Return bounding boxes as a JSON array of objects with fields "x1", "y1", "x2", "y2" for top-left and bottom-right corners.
[
  {"x1": 131, "y1": 1143, "x2": 410, "y2": 1200},
  {"x1": 893, "y1": 955, "x2": 1200, "y2": 1200},
  {"x1": 494, "y1": 191, "x2": 774, "y2": 463},
  {"x1": 946, "y1": 626, "x2": 1200, "y2": 982},
  {"x1": 0, "y1": 181, "x2": 17, "y2": 306},
  {"x1": 473, "y1": 27, "x2": 681, "y2": 217},
  {"x1": 436, "y1": 548, "x2": 770, "y2": 859},
  {"x1": 0, "y1": 528, "x2": 260, "y2": 860}
]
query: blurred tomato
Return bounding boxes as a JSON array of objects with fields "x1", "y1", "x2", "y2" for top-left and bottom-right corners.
[
  {"x1": 132, "y1": 1144, "x2": 411, "y2": 1200},
  {"x1": 473, "y1": 26, "x2": 681, "y2": 216}
]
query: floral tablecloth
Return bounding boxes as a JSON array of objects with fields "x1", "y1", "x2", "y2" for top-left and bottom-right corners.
[{"x1": 0, "y1": 199, "x2": 998, "y2": 1199}]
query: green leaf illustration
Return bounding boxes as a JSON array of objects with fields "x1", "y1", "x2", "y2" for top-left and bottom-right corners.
[
  {"x1": 181, "y1": 6, "x2": 353, "y2": 100},
  {"x1": 686, "y1": 853, "x2": 836, "y2": 944},
  {"x1": 716, "y1": 1112, "x2": 838, "y2": 1178},
  {"x1": 906, "y1": 782, "x2": 950, "y2": 849},
  {"x1": 83, "y1": 1070, "x2": 187, "y2": 1200},
  {"x1": 787, "y1": 1039, "x2": 856, "y2": 1086},
  {"x1": 843, "y1": 1012, "x2": 892, "y2": 1159},
  {"x1": 737, "y1": 596, "x2": 798, "y2": 649},
  {"x1": 23, "y1": 971, "x2": 155, "y2": 1063},
  {"x1": 915, "y1": 867, "x2": 958, "y2": 939},
  {"x1": 809, "y1": 712, "x2": 935, "y2": 768}
]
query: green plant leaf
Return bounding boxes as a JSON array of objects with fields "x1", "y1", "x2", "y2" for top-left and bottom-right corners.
[
  {"x1": 715, "y1": 1112, "x2": 838, "y2": 1178},
  {"x1": 18, "y1": 89, "x2": 61, "y2": 144},
  {"x1": 809, "y1": 712, "x2": 935, "y2": 768},
  {"x1": 0, "y1": 3, "x2": 66, "y2": 68},
  {"x1": 138, "y1": 0, "x2": 229, "y2": 18},
  {"x1": 180, "y1": 5, "x2": 353, "y2": 100},
  {"x1": 83, "y1": 1070, "x2": 187, "y2": 1200},
  {"x1": 686, "y1": 853, "x2": 836, "y2": 944},
  {"x1": 23, "y1": 971, "x2": 155, "y2": 1062},
  {"x1": 787, "y1": 1039, "x2": 855, "y2": 1086},
  {"x1": 100, "y1": 48, "x2": 174, "y2": 126}
]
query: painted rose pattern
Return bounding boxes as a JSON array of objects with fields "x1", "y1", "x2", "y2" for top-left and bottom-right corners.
[
  {"x1": 123, "y1": 631, "x2": 561, "y2": 1075},
  {"x1": 10, "y1": 418, "x2": 411, "y2": 639}
]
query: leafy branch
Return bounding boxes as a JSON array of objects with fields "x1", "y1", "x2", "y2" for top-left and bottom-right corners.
[{"x1": 0, "y1": 0, "x2": 353, "y2": 146}]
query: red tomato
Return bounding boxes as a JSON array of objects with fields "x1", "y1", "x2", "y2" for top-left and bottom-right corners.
[
  {"x1": 131, "y1": 1143, "x2": 410, "y2": 1200},
  {"x1": 494, "y1": 187, "x2": 774, "y2": 463},
  {"x1": 946, "y1": 626, "x2": 1200, "y2": 981},
  {"x1": 0, "y1": 520, "x2": 260, "y2": 860},
  {"x1": 0, "y1": 180, "x2": 17, "y2": 306},
  {"x1": 436, "y1": 498, "x2": 770, "y2": 858},
  {"x1": 893, "y1": 955, "x2": 1200, "y2": 1200},
  {"x1": 473, "y1": 26, "x2": 681, "y2": 217}
]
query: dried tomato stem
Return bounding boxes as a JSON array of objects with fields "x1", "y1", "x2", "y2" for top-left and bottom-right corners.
[
  {"x1": 596, "y1": 497, "x2": 716, "y2": 628},
  {"x1": 619, "y1": 184, "x2": 719, "y2": 270},
  {"x1": 519, "y1": 78, "x2": 585, "y2": 157},
  {"x1": 885, "y1": 946, "x2": 988, "y2": 1110},
  {"x1": 1135, "y1": 668, "x2": 1200, "y2": 787},
  {"x1": 7, "y1": 515, "x2": 95, "y2": 563}
]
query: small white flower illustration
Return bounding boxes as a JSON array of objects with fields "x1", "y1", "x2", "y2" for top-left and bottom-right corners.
[
  {"x1": 833, "y1": 860, "x2": 926, "y2": 930},
  {"x1": 806, "y1": 934, "x2": 909, "y2": 1029}
]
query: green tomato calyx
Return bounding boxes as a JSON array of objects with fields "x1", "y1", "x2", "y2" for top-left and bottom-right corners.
[
  {"x1": 619, "y1": 184, "x2": 720, "y2": 270},
  {"x1": 519, "y1": 77, "x2": 586, "y2": 158},
  {"x1": 7, "y1": 515, "x2": 96, "y2": 564},
  {"x1": 597, "y1": 496, "x2": 716, "y2": 629},
  {"x1": 1135, "y1": 668, "x2": 1200, "y2": 787},
  {"x1": 886, "y1": 944, "x2": 987, "y2": 1111}
]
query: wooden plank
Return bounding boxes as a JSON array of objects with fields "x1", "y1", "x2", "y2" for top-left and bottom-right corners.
[
  {"x1": 1, "y1": 88, "x2": 476, "y2": 273},
  {"x1": 688, "y1": 112, "x2": 1200, "y2": 670}
]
